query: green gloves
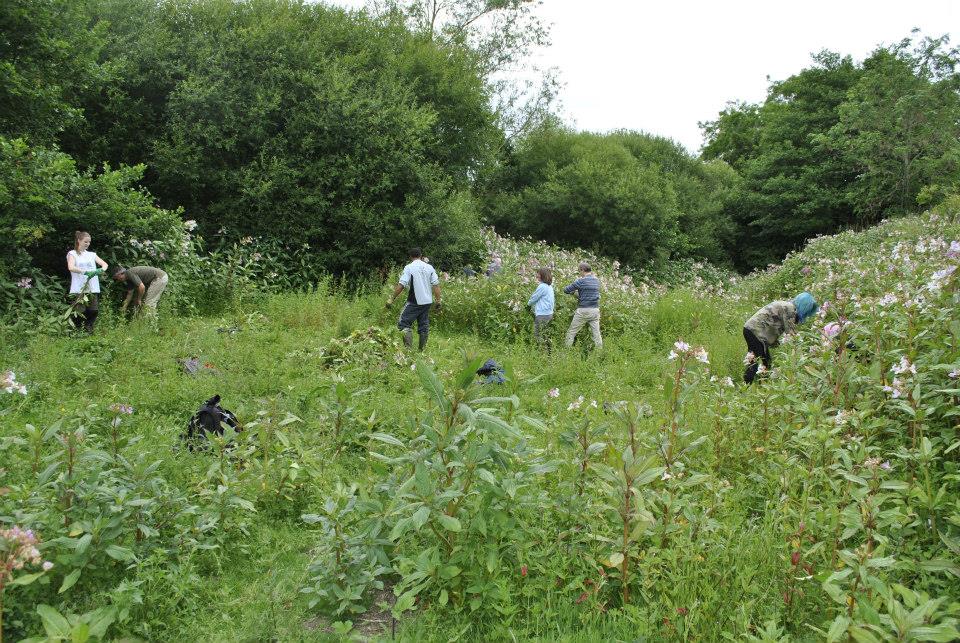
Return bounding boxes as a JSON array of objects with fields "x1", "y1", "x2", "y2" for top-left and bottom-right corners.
[{"x1": 83, "y1": 268, "x2": 105, "y2": 278}]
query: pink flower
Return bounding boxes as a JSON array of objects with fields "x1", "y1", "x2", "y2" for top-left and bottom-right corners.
[
  {"x1": 547, "y1": 387, "x2": 560, "y2": 398},
  {"x1": 891, "y1": 356, "x2": 916, "y2": 376},
  {"x1": 743, "y1": 352, "x2": 756, "y2": 366},
  {"x1": 822, "y1": 322, "x2": 842, "y2": 339}
]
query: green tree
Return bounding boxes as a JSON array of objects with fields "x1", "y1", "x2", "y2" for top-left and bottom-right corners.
[
  {"x1": 824, "y1": 35, "x2": 960, "y2": 223},
  {"x1": 701, "y1": 51, "x2": 862, "y2": 269},
  {"x1": 67, "y1": 0, "x2": 499, "y2": 274},
  {"x1": 0, "y1": 0, "x2": 103, "y2": 144},
  {"x1": 0, "y1": 137, "x2": 181, "y2": 279}
]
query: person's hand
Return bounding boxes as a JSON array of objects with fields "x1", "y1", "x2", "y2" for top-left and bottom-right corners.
[
  {"x1": 434, "y1": 300, "x2": 442, "y2": 312},
  {"x1": 83, "y1": 270, "x2": 97, "y2": 278},
  {"x1": 385, "y1": 298, "x2": 393, "y2": 310}
]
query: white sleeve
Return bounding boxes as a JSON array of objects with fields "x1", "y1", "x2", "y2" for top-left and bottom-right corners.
[
  {"x1": 430, "y1": 268, "x2": 439, "y2": 286},
  {"x1": 399, "y1": 266, "x2": 411, "y2": 287}
]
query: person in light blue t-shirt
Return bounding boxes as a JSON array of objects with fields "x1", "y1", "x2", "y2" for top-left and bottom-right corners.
[{"x1": 527, "y1": 267, "x2": 555, "y2": 350}]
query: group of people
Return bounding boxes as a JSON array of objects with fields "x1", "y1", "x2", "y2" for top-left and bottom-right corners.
[
  {"x1": 67, "y1": 234, "x2": 818, "y2": 386},
  {"x1": 386, "y1": 247, "x2": 604, "y2": 355},
  {"x1": 387, "y1": 246, "x2": 819, "y2": 385},
  {"x1": 66, "y1": 230, "x2": 169, "y2": 333}
]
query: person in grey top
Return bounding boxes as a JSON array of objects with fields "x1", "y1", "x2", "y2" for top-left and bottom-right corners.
[
  {"x1": 563, "y1": 262, "x2": 602, "y2": 349},
  {"x1": 112, "y1": 265, "x2": 169, "y2": 317},
  {"x1": 386, "y1": 247, "x2": 441, "y2": 351}
]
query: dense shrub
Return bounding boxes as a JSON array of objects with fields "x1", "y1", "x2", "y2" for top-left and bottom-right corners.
[
  {"x1": 0, "y1": 137, "x2": 183, "y2": 283},
  {"x1": 481, "y1": 122, "x2": 740, "y2": 269},
  {"x1": 62, "y1": 0, "x2": 493, "y2": 276}
]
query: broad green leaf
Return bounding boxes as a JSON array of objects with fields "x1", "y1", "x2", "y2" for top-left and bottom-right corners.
[
  {"x1": 278, "y1": 413, "x2": 302, "y2": 427},
  {"x1": 608, "y1": 552, "x2": 624, "y2": 567},
  {"x1": 10, "y1": 572, "x2": 44, "y2": 586},
  {"x1": 416, "y1": 362, "x2": 447, "y2": 411},
  {"x1": 917, "y1": 559, "x2": 960, "y2": 578},
  {"x1": 412, "y1": 506, "x2": 430, "y2": 530},
  {"x1": 826, "y1": 614, "x2": 850, "y2": 642},
  {"x1": 880, "y1": 480, "x2": 910, "y2": 491},
  {"x1": 369, "y1": 432, "x2": 405, "y2": 448},
  {"x1": 71, "y1": 622, "x2": 91, "y2": 643},
  {"x1": 909, "y1": 625, "x2": 960, "y2": 641},
  {"x1": 59, "y1": 568, "x2": 81, "y2": 593},
  {"x1": 389, "y1": 517, "x2": 410, "y2": 541},
  {"x1": 437, "y1": 514, "x2": 461, "y2": 532},
  {"x1": 37, "y1": 604, "x2": 71, "y2": 637},
  {"x1": 105, "y1": 544, "x2": 135, "y2": 562},
  {"x1": 75, "y1": 533, "x2": 93, "y2": 554}
]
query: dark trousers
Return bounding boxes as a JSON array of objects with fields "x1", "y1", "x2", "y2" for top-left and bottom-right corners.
[
  {"x1": 743, "y1": 327, "x2": 771, "y2": 384},
  {"x1": 398, "y1": 302, "x2": 432, "y2": 350},
  {"x1": 69, "y1": 293, "x2": 99, "y2": 333}
]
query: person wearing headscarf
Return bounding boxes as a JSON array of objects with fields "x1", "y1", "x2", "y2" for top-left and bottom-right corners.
[{"x1": 743, "y1": 292, "x2": 818, "y2": 384}]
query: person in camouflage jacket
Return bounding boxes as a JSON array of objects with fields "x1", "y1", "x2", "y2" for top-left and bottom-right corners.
[{"x1": 743, "y1": 292, "x2": 818, "y2": 384}]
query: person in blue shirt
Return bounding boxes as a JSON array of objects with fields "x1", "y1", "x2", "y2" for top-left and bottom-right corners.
[
  {"x1": 563, "y1": 262, "x2": 602, "y2": 349},
  {"x1": 527, "y1": 267, "x2": 555, "y2": 350}
]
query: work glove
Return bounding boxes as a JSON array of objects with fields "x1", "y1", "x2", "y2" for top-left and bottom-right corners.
[{"x1": 83, "y1": 270, "x2": 97, "y2": 278}]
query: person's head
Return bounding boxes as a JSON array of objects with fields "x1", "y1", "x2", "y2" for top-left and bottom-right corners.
[
  {"x1": 111, "y1": 266, "x2": 127, "y2": 282},
  {"x1": 408, "y1": 247, "x2": 423, "y2": 260},
  {"x1": 74, "y1": 231, "x2": 91, "y2": 253},
  {"x1": 578, "y1": 262, "x2": 592, "y2": 274},
  {"x1": 794, "y1": 292, "x2": 818, "y2": 323},
  {"x1": 536, "y1": 267, "x2": 553, "y2": 285}
]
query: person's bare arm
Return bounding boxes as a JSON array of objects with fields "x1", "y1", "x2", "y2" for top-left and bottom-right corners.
[
  {"x1": 121, "y1": 290, "x2": 133, "y2": 313},
  {"x1": 67, "y1": 254, "x2": 81, "y2": 275},
  {"x1": 432, "y1": 284, "x2": 441, "y2": 305},
  {"x1": 134, "y1": 283, "x2": 145, "y2": 306},
  {"x1": 95, "y1": 256, "x2": 108, "y2": 270},
  {"x1": 386, "y1": 284, "x2": 405, "y2": 308}
]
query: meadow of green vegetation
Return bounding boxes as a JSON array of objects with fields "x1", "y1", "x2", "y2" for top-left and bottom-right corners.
[{"x1": 2, "y1": 205, "x2": 959, "y2": 641}]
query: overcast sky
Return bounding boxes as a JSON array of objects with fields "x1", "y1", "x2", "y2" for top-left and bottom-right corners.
[{"x1": 330, "y1": 0, "x2": 958, "y2": 153}]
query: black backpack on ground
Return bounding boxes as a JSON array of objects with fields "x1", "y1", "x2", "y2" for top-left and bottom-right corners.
[{"x1": 182, "y1": 394, "x2": 241, "y2": 449}]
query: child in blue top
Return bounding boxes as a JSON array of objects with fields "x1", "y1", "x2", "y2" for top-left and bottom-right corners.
[{"x1": 527, "y1": 268, "x2": 555, "y2": 349}]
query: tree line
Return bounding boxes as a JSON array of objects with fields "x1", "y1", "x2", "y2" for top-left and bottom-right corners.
[{"x1": 1, "y1": 0, "x2": 957, "y2": 284}]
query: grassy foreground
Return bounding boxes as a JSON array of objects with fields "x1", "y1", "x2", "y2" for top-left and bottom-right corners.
[{"x1": 2, "y1": 209, "x2": 960, "y2": 641}]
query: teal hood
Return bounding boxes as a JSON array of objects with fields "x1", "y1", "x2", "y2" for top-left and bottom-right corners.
[{"x1": 794, "y1": 292, "x2": 818, "y2": 323}]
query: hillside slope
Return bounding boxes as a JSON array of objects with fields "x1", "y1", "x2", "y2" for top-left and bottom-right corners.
[{"x1": 1, "y1": 206, "x2": 959, "y2": 641}]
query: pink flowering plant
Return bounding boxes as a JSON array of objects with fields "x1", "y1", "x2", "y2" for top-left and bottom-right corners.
[{"x1": 0, "y1": 525, "x2": 53, "y2": 640}]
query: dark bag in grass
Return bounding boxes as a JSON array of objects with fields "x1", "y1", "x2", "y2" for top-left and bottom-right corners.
[
  {"x1": 182, "y1": 394, "x2": 241, "y2": 449},
  {"x1": 476, "y1": 359, "x2": 506, "y2": 385}
]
